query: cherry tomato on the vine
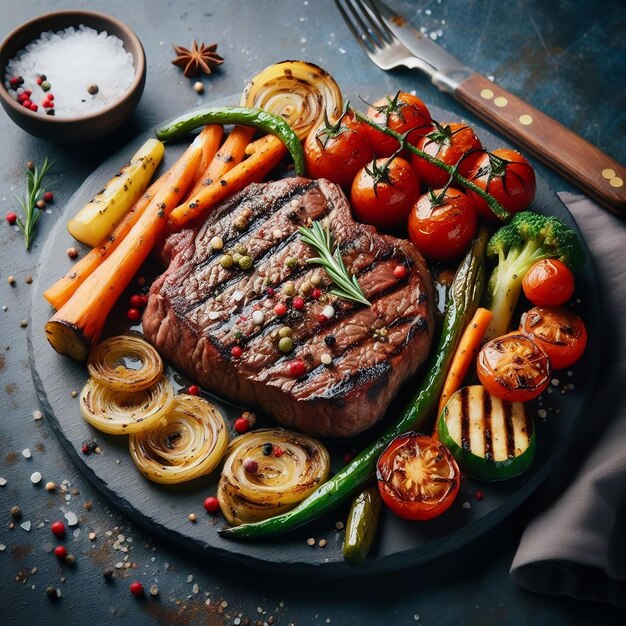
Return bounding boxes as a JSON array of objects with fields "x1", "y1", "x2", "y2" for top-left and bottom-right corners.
[
  {"x1": 410, "y1": 122, "x2": 483, "y2": 189},
  {"x1": 407, "y1": 188, "x2": 477, "y2": 261},
  {"x1": 522, "y1": 259, "x2": 575, "y2": 306},
  {"x1": 304, "y1": 110, "x2": 374, "y2": 188},
  {"x1": 466, "y1": 148, "x2": 536, "y2": 221},
  {"x1": 351, "y1": 156, "x2": 421, "y2": 230},
  {"x1": 364, "y1": 91, "x2": 432, "y2": 157},
  {"x1": 519, "y1": 306, "x2": 587, "y2": 370},
  {"x1": 477, "y1": 332, "x2": 551, "y2": 402},
  {"x1": 377, "y1": 433, "x2": 460, "y2": 521}
]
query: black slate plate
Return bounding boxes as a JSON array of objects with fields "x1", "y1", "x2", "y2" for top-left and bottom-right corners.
[{"x1": 29, "y1": 96, "x2": 601, "y2": 576}]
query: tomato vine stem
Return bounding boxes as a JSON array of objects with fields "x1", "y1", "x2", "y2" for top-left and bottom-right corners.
[{"x1": 351, "y1": 109, "x2": 511, "y2": 223}]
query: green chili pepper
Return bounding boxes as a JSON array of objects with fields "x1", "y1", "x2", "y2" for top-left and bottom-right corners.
[
  {"x1": 219, "y1": 227, "x2": 489, "y2": 540},
  {"x1": 342, "y1": 486, "x2": 383, "y2": 564},
  {"x1": 155, "y1": 106, "x2": 305, "y2": 175}
]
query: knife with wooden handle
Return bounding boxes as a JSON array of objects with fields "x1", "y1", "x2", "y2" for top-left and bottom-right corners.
[{"x1": 373, "y1": 0, "x2": 626, "y2": 217}]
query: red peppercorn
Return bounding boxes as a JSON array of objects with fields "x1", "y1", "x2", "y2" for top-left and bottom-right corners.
[
  {"x1": 6, "y1": 212, "x2": 17, "y2": 225},
  {"x1": 51, "y1": 521, "x2": 65, "y2": 537},
  {"x1": 266, "y1": 287, "x2": 275, "y2": 297},
  {"x1": 54, "y1": 545, "x2": 67, "y2": 559},
  {"x1": 187, "y1": 384, "x2": 200, "y2": 396},
  {"x1": 29, "y1": 103, "x2": 38, "y2": 112},
  {"x1": 82, "y1": 444, "x2": 90, "y2": 455},
  {"x1": 36, "y1": 76, "x2": 43, "y2": 85},
  {"x1": 203, "y1": 496, "x2": 220, "y2": 513},
  {"x1": 43, "y1": 191, "x2": 54, "y2": 203},
  {"x1": 273, "y1": 446, "x2": 285, "y2": 458},
  {"x1": 343, "y1": 452, "x2": 354, "y2": 464},
  {"x1": 9, "y1": 76, "x2": 19, "y2": 86},
  {"x1": 24, "y1": 89, "x2": 32, "y2": 96},
  {"x1": 127, "y1": 308, "x2": 142, "y2": 322},
  {"x1": 234, "y1": 416, "x2": 249, "y2": 433},
  {"x1": 129, "y1": 581, "x2": 144, "y2": 597},
  {"x1": 129, "y1": 294, "x2": 143, "y2": 308},
  {"x1": 318, "y1": 314, "x2": 328, "y2": 323},
  {"x1": 47, "y1": 93, "x2": 54, "y2": 101},
  {"x1": 231, "y1": 345, "x2": 243, "y2": 358},
  {"x1": 18, "y1": 93, "x2": 28, "y2": 102},
  {"x1": 474, "y1": 490, "x2": 484, "y2": 501},
  {"x1": 393, "y1": 264, "x2": 408, "y2": 279},
  {"x1": 292, "y1": 296, "x2": 305, "y2": 311},
  {"x1": 311, "y1": 288, "x2": 322, "y2": 299},
  {"x1": 287, "y1": 360, "x2": 307, "y2": 378},
  {"x1": 273, "y1": 302, "x2": 287, "y2": 316},
  {"x1": 140, "y1": 294, "x2": 149, "y2": 306},
  {"x1": 22, "y1": 99, "x2": 32, "y2": 108},
  {"x1": 42, "y1": 100, "x2": 51, "y2": 108},
  {"x1": 243, "y1": 457, "x2": 258, "y2": 474}
]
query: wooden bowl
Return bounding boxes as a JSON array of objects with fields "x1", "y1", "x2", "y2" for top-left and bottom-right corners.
[{"x1": 0, "y1": 11, "x2": 146, "y2": 143}]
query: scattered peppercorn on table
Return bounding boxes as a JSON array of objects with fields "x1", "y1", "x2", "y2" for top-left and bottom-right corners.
[{"x1": 1, "y1": 1, "x2": 626, "y2": 624}]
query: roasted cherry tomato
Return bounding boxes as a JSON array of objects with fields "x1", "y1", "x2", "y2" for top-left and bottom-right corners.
[
  {"x1": 408, "y1": 188, "x2": 477, "y2": 261},
  {"x1": 522, "y1": 259, "x2": 575, "y2": 306},
  {"x1": 304, "y1": 110, "x2": 374, "y2": 188},
  {"x1": 376, "y1": 433, "x2": 460, "y2": 521},
  {"x1": 410, "y1": 122, "x2": 483, "y2": 189},
  {"x1": 519, "y1": 306, "x2": 587, "y2": 370},
  {"x1": 477, "y1": 332, "x2": 551, "y2": 402},
  {"x1": 351, "y1": 156, "x2": 421, "y2": 230},
  {"x1": 466, "y1": 148, "x2": 536, "y2": 221},
  {"x1": 364, "y1": 91, "x2": 432, "y2": 157}
]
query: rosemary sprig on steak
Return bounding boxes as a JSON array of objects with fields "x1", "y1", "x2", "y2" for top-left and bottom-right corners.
[{"x1": 298, "y1": 220, "x2": 370, "y2": 306}]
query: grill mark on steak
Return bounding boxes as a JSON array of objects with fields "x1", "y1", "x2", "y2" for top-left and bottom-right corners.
[{"x1": 144, "y1": 177, "x2": 434, "y2": 438}]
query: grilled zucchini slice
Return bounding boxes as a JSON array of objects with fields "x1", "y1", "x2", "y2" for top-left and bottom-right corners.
[{"x1": 437, "y1": 385, "x2": 535, "y2": 481}]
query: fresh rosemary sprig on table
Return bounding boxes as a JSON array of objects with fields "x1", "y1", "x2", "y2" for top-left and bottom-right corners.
[
  {"x1": 14, "y1": 158, "x2": 54, "y2": 250},
  {"x1": 298, "y1": 221, "x2": 370, "y2": 306}
]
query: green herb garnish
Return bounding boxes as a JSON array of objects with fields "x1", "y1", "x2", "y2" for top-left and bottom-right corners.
[
  {"x1": 14, "y1": 158, "x2": 54, "y2": 250},
  {"x1": 298, "y1": 221, "x2": 370, "y2": 306}
]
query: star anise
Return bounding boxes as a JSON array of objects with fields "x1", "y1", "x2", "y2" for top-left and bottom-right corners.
[{"x1": 171, "y1": 40, "x2": 224, "y2": 78}]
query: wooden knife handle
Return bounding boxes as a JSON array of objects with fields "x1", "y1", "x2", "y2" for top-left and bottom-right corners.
[{"x1": 454, "y1": 73, "x2": 626, "y2": 217}]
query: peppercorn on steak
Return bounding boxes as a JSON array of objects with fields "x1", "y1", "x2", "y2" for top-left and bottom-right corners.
[{"x1": 143, "y1": 177, "x2": 434, "y2": 438}]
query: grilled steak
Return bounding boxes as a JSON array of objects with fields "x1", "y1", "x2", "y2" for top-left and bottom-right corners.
[{"x1": 143, "y1": 177, "x2": 433, "y2": 438}]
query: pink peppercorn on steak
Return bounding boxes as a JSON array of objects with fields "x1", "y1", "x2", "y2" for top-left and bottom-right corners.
[{"x1": 142, "y1": 177, "x2": 434, "y2": 438}]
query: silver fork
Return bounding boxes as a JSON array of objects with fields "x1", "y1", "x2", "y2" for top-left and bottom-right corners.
[{"x1": 334, "y1": 0, "x2": 439, "y2": 76}]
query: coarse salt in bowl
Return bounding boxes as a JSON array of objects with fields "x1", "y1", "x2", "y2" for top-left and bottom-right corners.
[{"x1": 0, "y1": 11, "x2": 146, "y2": 142}]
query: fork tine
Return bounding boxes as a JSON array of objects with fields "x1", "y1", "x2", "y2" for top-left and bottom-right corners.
[
  {"x1": 334, "y1": 0, "x2": 376, "y2": 55},
  {"x1": 354, "y1": 0, "x2": 394, "y2": 46}
]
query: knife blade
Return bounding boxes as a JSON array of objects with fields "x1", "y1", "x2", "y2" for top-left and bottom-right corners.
[{"x1": 371, "y1": 0, "x2": 626, "y2": 217}]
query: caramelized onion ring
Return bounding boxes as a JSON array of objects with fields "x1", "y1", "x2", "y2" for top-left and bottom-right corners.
[
  {"x1": 218, "y1": 428, "x2": 330, "y2": 526},
  {"x1": 80, "y1": 376, "x2": 174, "y2": 435},
  {"x1": 87, "y1": 335, "x2": 163, "y2": 392},
  {"x1": 129, "y1": 394, "x2": 229, "y2": 484},
  {"x1": 241, "y1": 61, "x2": 343, "y2": 140}
]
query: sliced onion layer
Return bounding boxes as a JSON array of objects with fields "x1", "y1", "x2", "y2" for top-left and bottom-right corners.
[
  {"x1": 80, "y1": 375, "x2": 174, "y2": 435},
  {"x1": 129, "y1": 394, "x2": 229, "y2": 484},
  {"x1": 242, "y1": 61, "x2": 343, "y2": 140},
  {"x1": 218, "y1": 428, "x2": 330, "y2": 526},
  {"x1": 87, "y1": 335, "x2": 163, "y2": 392}
]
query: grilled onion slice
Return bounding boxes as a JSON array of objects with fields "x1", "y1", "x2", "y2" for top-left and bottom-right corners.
[
  {"x1": 87, "y1": 335, "x2": 163, "y2": 392},
  {"x1": 241, "y1": 60, "x2": 343, "y2": 140},
  {"x1": 218, "y1": 428, "x2": 330, "y2": 526},
  {"x1": 80, "y1": 376, "x2": 174, "y2": 435},
  {"x1": 129, "y1": 394, "x2": 229, "y2": 484}
]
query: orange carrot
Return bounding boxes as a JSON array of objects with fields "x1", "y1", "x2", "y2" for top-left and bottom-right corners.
[
  {"x1": 169, "y1": 134, "x2": 286, "y2": 228},
  {"x1": 185, "y1": 125, "x2": 256, "y2": 201},
  {"x1": 43, "y1": 126, "x2": 223, "y2": 310},
  {"x1": 191, "y1": 125, "x2": 225, "y2": 185},
  {"x1": 437, "y1": 307, "x2": 493, "y2": 417},
  {"x1": 45, "y1": 137, "x2": 203, "y2": 361}
]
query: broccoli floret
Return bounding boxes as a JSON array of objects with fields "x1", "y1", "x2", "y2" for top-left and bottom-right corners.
[{"x1": 484, "y1": 211, "x2": 585, "y2": 339}]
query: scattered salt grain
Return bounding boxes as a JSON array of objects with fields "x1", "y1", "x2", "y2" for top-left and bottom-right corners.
[
  {"x1": 232, "y1": 290, "x2": 244, "y2": 303},
  {"x1": 30, "y1": 472, "x2": 42, "y2": 484},
  {"x1": 0, "y1": 544, "x2": 5, "y2": 551},
  {"x1": 462, "y1": 501, "x2": 471, "y2": 510},
  {"x1": 22, "y1": 448, "x2": 31, "y2": 459},
  {"x1": 5, "y1": 26, "x2": 135, "y2": 118},
  {"x1": 21, "y1": 521, "x2": 32, "y2": 531},
  {"x1": 0, "y1": 477, "x2": 7, "y2": 487},
  {"x1": 537, "y1": 409, "x2": 547, "y2": 419},
  {"x1": 64, "y1": 511, "x2": 78, "y2": 527},
  {"x1": 33, "y1": 410, "x2": 43, "y2": 420},
  {"x1": 551, "y1": 379, "x2": 560, "y2": 387}
]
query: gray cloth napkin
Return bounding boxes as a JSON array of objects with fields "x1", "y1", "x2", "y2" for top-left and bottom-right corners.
[{"x1": 510, "y1": 193, "x2": 626, "y2": 606}]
